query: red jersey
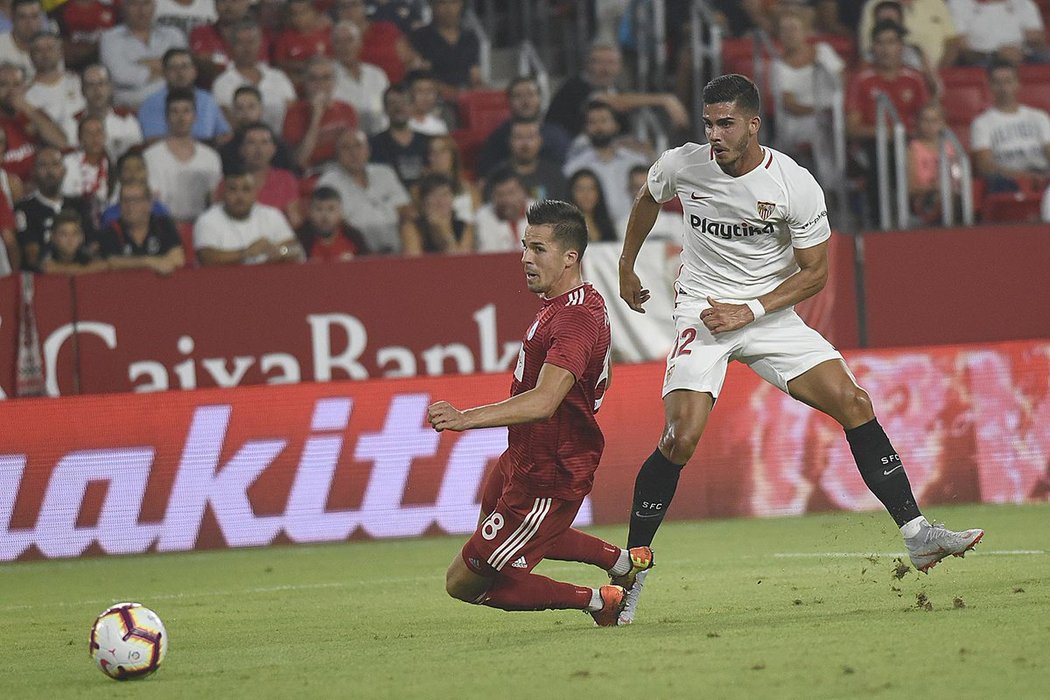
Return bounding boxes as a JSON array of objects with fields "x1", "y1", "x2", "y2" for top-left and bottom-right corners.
[
  {"x1": 306, "y1": 228, "x2": 365, "y2": 261},
  {"x1": 56, "y1": 0, "x2": 116, "y2": 42},
  {"x1": 504, "y1": 283, "x2": 612, "y2": 500},
  {"x1": 0, "y1": 113, "x2": 36, "y2": 181},
  {"x1": 845, "y1": 65, "x2": 930, "y2": 133},
  {"x1": 189, "y1": 23, "x2": 272, "y2": 69},
  {"x1": 273, "y1": 27, "x2": 332, "y2": 66},
  {"x1": 282, "y1": 100, "x2": 358, "y2": 167}
]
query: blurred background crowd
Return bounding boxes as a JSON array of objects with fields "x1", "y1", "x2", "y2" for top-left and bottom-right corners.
[{"x1": 1, "y1": 0, "x2": 1049, "y2": 278}]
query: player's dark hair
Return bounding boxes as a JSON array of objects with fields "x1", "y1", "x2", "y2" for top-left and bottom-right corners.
[
  {"x1": 987, "y1": 56, "x2": 1017, "y2": 78},
  {"x1": 526, "y1": 200, "x2": 589, "y2": 259},
  {"x1": 870, "y1": 18, "x2": 906, "y2": 42},
  {"x1": 702, "y1": 74, "x2": 761, "y2": 116},
  {"x1": 311, "y1": 185, "x2": 342, "y2": 203},
  {"x1": 165, "y1": 86, "x2": 195, "y2": 112}
]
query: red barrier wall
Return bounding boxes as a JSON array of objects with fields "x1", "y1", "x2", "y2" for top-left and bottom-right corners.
[
  {"x1": 0, "y1": 253, "x2": 539, "y2": 397},
  {"x1": 3, "y1": 339, "x2": 1047, "y2": 561},
  {"x1": 861, "y1": 224, "x2": 1050, "y2": 347},
  {"x1": 2, "y1": 225, "x2": 1047, "y2": 398}
]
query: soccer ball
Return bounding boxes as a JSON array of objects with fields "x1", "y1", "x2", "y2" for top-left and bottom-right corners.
[{"x1": 89, "y1": 603, "x2": 168, "y2": 680}]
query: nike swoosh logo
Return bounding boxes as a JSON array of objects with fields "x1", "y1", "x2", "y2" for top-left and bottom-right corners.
[
  {"x1": 690, "y1": 192, "x2": 712, "y2": 201},
  {"x1": 883, "y1": 465, "x2": 903, "y2": 476},
  {"x1": 633, "y1": 511, "x2": 664, "y2": 519}
]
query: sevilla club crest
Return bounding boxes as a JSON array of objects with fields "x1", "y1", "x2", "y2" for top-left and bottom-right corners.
[{"x1": 756, "y1": 201, "x2": 776, "y2": 220}]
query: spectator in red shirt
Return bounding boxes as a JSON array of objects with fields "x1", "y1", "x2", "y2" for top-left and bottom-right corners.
[
  {"x1": 846, "y1": 20, "x2": 930, "y2": 141},
  {"x1": 221, "y1": 121, "x2": 303, "y2": 228},
  {"x1": 335, "y1": 0, "x2": 416, "y2": 84},
  {"x1": 0, "y1": 62, "x2": 69, "y2": 180},
  {"x1": 282, "y1": 56, "x2": 358, "y2": 171},
  {"x1": 273, "y1": 0, "x2": 332, "y2": 86},
  {"x1": 54, "y1": 0, "x2": 118, "y2": 71},
  {"x1": 846, "y1": 20, "x2": 929, "y2": 226},
  {"x1": 189, "y1": 0, "x2": 270, "y2": 87},
  {"x1": 296, "y1": 184, "x2": 369, "y2": 261}
]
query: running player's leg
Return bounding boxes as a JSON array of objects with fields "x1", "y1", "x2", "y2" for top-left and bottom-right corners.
[
  {"x1": 625, "y1": 310, "x2": 732, "y2": 550},
  {"x1": 787, "y1": 358, "x2": 984, "y2": 571},
  {"x1": 544, "y1": 528, "x2": 655, "y2": 582},
  {"x1": 626, "y1": 389, "x2": 714, "y2": 549},
  {"x1": 445, "y1": 484, "x2": 626, "y2": 623}
]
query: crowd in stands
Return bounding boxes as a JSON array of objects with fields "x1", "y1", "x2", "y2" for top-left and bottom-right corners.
[{"x1": 2, "y1": 0, "x2": 1050, "y2": 278}]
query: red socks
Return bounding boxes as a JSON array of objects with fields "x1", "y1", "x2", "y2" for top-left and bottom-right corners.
[
  {"x1": 480, "y1": 572, "x2": 592, "y2": 611},
  {"x1": 543, "y1": 528, "x2": 620, "y2": 571}
]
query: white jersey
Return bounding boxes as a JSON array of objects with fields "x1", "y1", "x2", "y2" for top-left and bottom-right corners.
[{"x1": 647, "y1": 143, "x2": 831, "y2": 303}]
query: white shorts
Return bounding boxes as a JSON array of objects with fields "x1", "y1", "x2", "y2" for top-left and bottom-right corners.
[{"x1": 662, "y1": 302, "x2": 842, "y2": 398}]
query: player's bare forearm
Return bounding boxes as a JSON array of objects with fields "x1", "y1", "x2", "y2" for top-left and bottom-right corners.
[
  {"x1": 427, "y1": 364, "x2": 576, "y2": 432},
  {"x1": 701, "y1": 241, "x2": 829, "y2": 334},
  {"x1": 758, "y1": 241, "x2": 829, "y2": 313},
  {"x1": 619, "y1": 185, "x2": 660, "y2": 312}
]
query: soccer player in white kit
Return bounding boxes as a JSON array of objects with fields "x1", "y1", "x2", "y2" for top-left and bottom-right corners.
[{"x1": 613, "y1": 74, "x2": 984, "y2": 624}]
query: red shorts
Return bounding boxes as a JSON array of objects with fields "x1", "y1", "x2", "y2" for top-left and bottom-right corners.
[{"x1": 461, "y1": 458, "x2": 582, "y2": 577}]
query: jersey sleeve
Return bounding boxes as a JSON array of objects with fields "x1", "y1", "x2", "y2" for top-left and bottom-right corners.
[
  {"x1": 646, "y1": 147, "x2": 680, "y2": 203},
  {"x1": 785, "y1": 166, "x2": 831, "y2": 248},
  {"x1": 544, "y1": 305, "x2": 601, "y2": 380}
]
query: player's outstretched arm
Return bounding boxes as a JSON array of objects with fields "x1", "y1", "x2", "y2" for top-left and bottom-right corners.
[
  {"x1": 427, "y1": 363, "x2": 576, "y2": 432},
  {"x1": 618, "y1": 185, "x2": 661, "y2": 313}
]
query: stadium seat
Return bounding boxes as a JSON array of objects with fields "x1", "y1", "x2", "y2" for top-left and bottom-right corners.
[
  {"x1": 1017, "y1": 64, "x2": 1050, "y2": 114},
  {"x1": 450, "y1": 89, "x2": 509, "y2": 177},
  {"x1": 721, "y1": 37, "x2": 755, "y2": 78},
  {"x1": 940, "y1": 67, "x2": 991, "y2": 151},
  {"x1": 979, "y1": 189, "x2": 1044, "y2": 224}
]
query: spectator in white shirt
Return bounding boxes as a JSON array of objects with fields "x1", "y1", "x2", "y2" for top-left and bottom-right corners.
[
  {"x1": 474, "y1": 167, "x2": 532, "y2": 253},
  {"x1": 331, "y1": 20, "x2": 389, "y2": 135},
  {"x1": 194, "y1": 164, "x2": 303, "y2": 266},
  {"x1": 562, "y1": 100, "x2": 649, "y2": 222},
  {"x1": 971, "y1": 58, "x2": 1050, "y2": 192},
  {"x1": 154, "y1": 0, "x2": 216, "y2": 40},
  {"x1": 77, "y1": 63, "x2": 144, "y2": 162},
  {"x1": 211, "y1": 18, "x2": 295, "y2": 134},
  {"x1": 315, "y1": 128, "x2": 411, "y2": 254},
  {"x1": 25, "y1": 30, "x2": 85, "y2": 145},
  {"x1": 99, "y1": 0, "x2": 187, "y2": 108},
  {"x1": 142, "y1": 86, "x2": 222, "y2": 221},
  {"x1": 949, "y1": 0, "x2": 1050, "y2": 66},
  {"x1": 61, "y1": 115, "x2": 110, "y2": 224},
  {"x1": 0, "y1": 0, "x2": 45, "y2": 81}
]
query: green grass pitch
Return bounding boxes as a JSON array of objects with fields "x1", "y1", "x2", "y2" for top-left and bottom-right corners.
[{"x1": 1, "y1": 503, "x2": 1047, "y2": 699}]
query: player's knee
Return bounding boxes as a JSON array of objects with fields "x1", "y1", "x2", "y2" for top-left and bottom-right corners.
[
  {"x1": 659, "y1": 423, "x2": 703, "y2": 464},
  {"x1": 841, "y1": 386, "x2": 875, "y2": 426},
  {"x1": 445, "y1": 562, "x2": 489, "y2": 603}
]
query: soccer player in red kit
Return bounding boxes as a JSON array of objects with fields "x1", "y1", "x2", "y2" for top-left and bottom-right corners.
[{"x1": 428, "y1": 200, "x2": 653, "y2": 626}]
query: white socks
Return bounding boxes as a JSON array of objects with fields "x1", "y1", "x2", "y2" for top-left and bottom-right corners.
[
  {"x1": 900, "y1": 515, "x2": 929, "y2": 539},
  {"x1": 586, "y1": 588, "x2": 604, "y2": 612},
  {"x1": 607, "y1": 548, "x2": 631, "y2": 577}
]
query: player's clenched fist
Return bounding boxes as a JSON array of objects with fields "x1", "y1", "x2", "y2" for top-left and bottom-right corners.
[
  {"x1": 699, "y1": 296, "x2": 754, "y2": 334},
  {"x1": 428, "y1": 401, "x2": 469, "y2": 432}
]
